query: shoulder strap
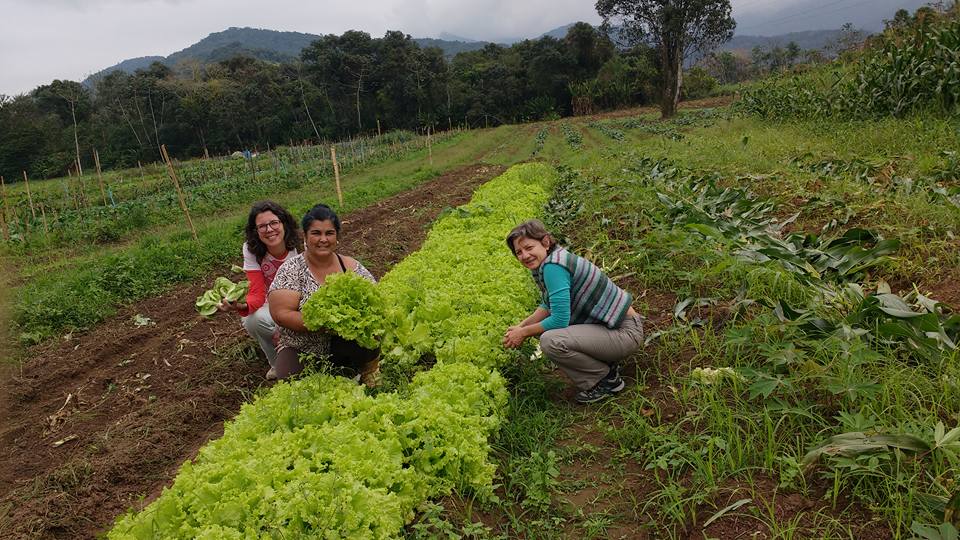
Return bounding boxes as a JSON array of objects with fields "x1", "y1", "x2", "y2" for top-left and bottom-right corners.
[{"x1": 337, "y1": 253, "x2": 347, "y2": 273}]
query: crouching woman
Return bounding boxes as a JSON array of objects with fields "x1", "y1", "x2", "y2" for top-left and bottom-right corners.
[
  {"x1": 502, "y1": 220, "x2": 644, "y2": 403},
  {"x1": 268, "y1": 203, "x2": 380, "y2": 384}
]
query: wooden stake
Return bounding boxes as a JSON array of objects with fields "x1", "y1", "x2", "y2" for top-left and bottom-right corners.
[
  {"x1": 40, "y1": 203, "x2": 49, "y2": 236},
  {"x1": 93, "y1": 149, "x2": 108, "y2": 206},
  {"x1": 0, "y1": 176, "x2": 9, "y2": 241},
  {"x1": 160, "y1": 144, "x2": 198, "y2": 242},
  {"x1": 138, "y1": 161, "x2": 145, "y2": 182},
  {"x1": 74, "y1": 159, "x2": 88, "y2": 208},
  {"x1": 330, "y1": 146, "x2": 344, "y2": 208},
  {"x1": 427, "y1": 126, "x2": 433, "y2": 166},
  {"x1": 377, "y1": 118, "x2": 381, "y2": 137},
  {"x1": 22, "y1": 171, "x2": 36, "y2": 219}
]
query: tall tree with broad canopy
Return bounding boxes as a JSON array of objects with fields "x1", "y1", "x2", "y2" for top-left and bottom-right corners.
[{"x1": 596, "y1": 0, "x2": 735, "y2": 118}]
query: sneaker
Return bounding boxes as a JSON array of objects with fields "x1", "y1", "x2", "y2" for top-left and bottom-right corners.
[
  {"x1": 602, "y1": 364, "x2": 622, "y2": 384},
  {"x1": 575, "y1": 367, "x2": 625, "y2": 404},
  {"x1": 265, "y1": 367, "x2": 278, "y2": 380}
]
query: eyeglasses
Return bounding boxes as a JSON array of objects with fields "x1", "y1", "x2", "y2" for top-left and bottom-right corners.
[{"x1": 256, "y1": 220, "x2": 282, "y2": 233}]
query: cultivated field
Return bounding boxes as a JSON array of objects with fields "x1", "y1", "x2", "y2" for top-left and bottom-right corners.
[{"x1": 1, "y1": 91, "x2": 959, "y2": 538}]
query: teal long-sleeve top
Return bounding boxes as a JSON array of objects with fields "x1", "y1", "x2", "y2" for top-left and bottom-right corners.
[{"x1": 539, "y1": 263, "x2": 571, "y2": 331}]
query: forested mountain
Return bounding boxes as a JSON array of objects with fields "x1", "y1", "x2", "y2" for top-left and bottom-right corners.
[
  {"x1": 7, "y1": 23, "x2": 655, "y2": 182},
  {"x1": 0, "y1": 14, "x2": 884, "y2": 182},
  {"x1": 166, "y1": 27, "x2": 318, "y2": 65},
  {"x1": 84, "y1": 27, "x2": 493, "y2": 87},
  {"x1": 83, "y1": 25, "x2": 851, "y2": 89}
]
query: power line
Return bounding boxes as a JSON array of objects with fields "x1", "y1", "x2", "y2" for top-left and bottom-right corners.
[
  {"x1": 736, "y1": 0, "x2": 877, "y2": 33},
  {"x1": 734, "y1": 0, "x2": 785, "y2": 12}
]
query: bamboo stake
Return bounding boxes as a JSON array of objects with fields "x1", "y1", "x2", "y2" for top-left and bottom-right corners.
[
  {"x1": 330, "y1": 146, "x2": 344, "y2": 207},
  {"x1": 74, "y1": 159, "x2": 88, "y2": 208},
  {"x1": 377, "y1": 118, "x2": 381, "y2": 137},
  {"x1": 93, "y1": 149, "x2": 108, "y2": 206},
  {"x1": 22, "y1": 171, "x2": 36, "y2": 219},
  {"x1": 427, "y1": 126, "x2": 433, "y2": 166},
  {"x1": 40, "y1": 203, "x2": 49, "y2": 236},
  {"x1": 0, "y1": 176, "x2": 9, "y2": 241},
  {"x1": 138, "y1": 161, "x2": 145, "y2": 182},
  {"x1": 61, "y1": 178, "x2": 69, "y2": 209},
  {"x1": 160, "y1": 144, "x2": 198, "y2": 242},
  {"x1": 65, "y1": 171, "x2": 78, "y2": 210}
]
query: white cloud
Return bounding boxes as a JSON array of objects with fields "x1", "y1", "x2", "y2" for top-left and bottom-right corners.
[{"x1": 0, "y1": 0, "x2": 934, "y2": 96}]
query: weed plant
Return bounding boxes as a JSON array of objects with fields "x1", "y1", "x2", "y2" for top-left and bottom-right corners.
[{"x1": 547, "y1": 147, "x2": 960, "y2": 536}]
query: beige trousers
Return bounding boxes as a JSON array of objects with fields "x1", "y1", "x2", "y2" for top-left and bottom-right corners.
[{"x1": 540, "y1": 314, "x2": 644, "y2": 390}]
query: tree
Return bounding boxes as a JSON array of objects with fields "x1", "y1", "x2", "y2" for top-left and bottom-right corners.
[
  {"x1": 34, "y1": 80, "x2": 90, "y2": 174},
  {"x1": 884, "y1": 8, "x2": 913, "y2": 32},
  {"x1": 702, "y1": 50, "x2": 746, "y2": 84},
  {"x1": 564, "y1": 22, "x2": 615, "y2": 81},
  {"x1": 785, "y1": 41, "x2": 801, "y2": 67},
  {"x1": 750, "y1": 45, "x2": 768, "y2": 75},
  {"x1": 828, "y1": 23, "x2": 865, "y2": 58},
  {"x1": 596, "y1": 0, "x2": 735, "y2": 118}
]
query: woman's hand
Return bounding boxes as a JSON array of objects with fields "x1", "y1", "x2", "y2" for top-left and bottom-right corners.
[
  {"x1": 217, "y1": 299, "x2": 246, "y2": 313},
  {"x1": 502, "y1": 325, "x2": 527, "y2": 349}
]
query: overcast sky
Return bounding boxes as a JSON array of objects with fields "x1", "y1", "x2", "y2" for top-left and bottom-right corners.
[{"x1": 0, "y1": 0, "x2": 931, "y2": 96}]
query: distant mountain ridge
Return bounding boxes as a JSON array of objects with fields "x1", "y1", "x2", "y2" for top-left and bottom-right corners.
[
  {"x1": 84, "y1": 27, "x2": 494, "y2": 87},
  {"x1": 83, "y1": 25, "x2": 855, "y2": 88},
  {"x1": 720, "y1": 30, "x2": 848, "y2": 54}
]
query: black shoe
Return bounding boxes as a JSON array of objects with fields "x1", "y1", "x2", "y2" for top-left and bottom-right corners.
[
  {"x1": 575, "y1": 367, "x2": 625, "y2": 404},
  {"x1": 602, "y1": 364, "x2": 622, "y2": 384}
]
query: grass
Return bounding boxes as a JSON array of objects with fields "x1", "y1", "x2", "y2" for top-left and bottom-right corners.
[
  {"x1": 407, "y1": 107, "x2": 960, "y2": 537},
  {"x1": 6, "y1": 124, "x2": 535, "y2": 345},
  {"x1": 6, "y1": 97, "x2": 960, "y2": 536}
]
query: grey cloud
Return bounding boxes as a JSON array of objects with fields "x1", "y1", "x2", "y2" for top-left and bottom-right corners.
[{"x1": 0, "y1": 0, "x2": 940, "y2": 96}]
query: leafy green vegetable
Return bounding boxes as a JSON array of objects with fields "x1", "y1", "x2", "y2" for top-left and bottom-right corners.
[
  {"x1": 195, "y1": 277, "x2": 249, "y2": 317},
  {"x1": 302, "y1": 272, "x2": 385, "y2": 349},
  {"x1": 110, "y1": 162, "x2": 554, "y2": 538}
]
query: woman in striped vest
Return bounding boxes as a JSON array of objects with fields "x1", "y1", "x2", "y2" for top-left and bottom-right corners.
[{"x1": 503, "y1": 219, "x2": 644, "y2": 403}]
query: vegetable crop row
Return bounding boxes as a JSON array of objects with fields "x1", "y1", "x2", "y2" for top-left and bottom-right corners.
[
  {"x1": 108, "y1": 163, "x2": 554, "y2": 538},
  {"x1": 2, "y1": 129, "x2": 458, "y2": 253}
]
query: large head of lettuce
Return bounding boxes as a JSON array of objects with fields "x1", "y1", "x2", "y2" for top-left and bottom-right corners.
[{"x1": 302, "y1": 272, "x2": 385, "y2": 350}]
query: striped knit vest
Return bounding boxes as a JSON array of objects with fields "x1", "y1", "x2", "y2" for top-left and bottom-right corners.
[{"x1": 532, "y1": 247, "x2": 633, "y2": 329}]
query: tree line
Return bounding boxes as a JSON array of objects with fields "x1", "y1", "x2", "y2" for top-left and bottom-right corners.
[{"x1": 0, "y1": 23, "x2": 664, "y2": 180}]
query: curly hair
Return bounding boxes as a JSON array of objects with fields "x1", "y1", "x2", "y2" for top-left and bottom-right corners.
[{"x1": 244, "y1": 201, "x2": 300, "y2": 264}]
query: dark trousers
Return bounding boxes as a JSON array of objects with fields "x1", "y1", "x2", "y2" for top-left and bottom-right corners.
[{"x1": 274, "y1": 337, "x2": 379, "y2": 380}]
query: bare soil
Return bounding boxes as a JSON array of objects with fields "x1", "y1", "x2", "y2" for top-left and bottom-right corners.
[{"x1": 0, "y1": 164, "x2": 505, "y2": 539}]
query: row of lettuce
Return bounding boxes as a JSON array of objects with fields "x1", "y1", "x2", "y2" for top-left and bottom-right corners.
[{"x1": 108, "y1": 163, "x2": 553, "y2": 538}]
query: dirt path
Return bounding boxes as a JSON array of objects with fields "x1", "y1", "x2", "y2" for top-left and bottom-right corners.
[{"x1": 0, "y1": 164, "x2": 506, "y2": 539}]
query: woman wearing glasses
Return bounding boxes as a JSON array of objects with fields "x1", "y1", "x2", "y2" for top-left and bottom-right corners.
[{"x1": 219, "y1": 200, "x2": 299, "y2": 379}]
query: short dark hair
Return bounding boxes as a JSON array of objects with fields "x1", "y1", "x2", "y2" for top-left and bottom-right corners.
[
  {"x1": 506, "y1": 219, "x2": 555, "y2": 255},
  {"x1": 245, "y1": 200, "x2": 300, "y2": 264},
  {"x1": 302, "y1": 203, "x2": 341, "y2": 234}
]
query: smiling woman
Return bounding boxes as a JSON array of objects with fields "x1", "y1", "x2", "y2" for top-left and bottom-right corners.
[
  {"x1": 502, "y1": 219, "x2": 644, "y2": 404},
  {"x1": 268, "y1": 203, "x2": 381, "y2": 384},
  {"x1": 217, "y1": 201, "x2": 299, "y2": 377}
]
